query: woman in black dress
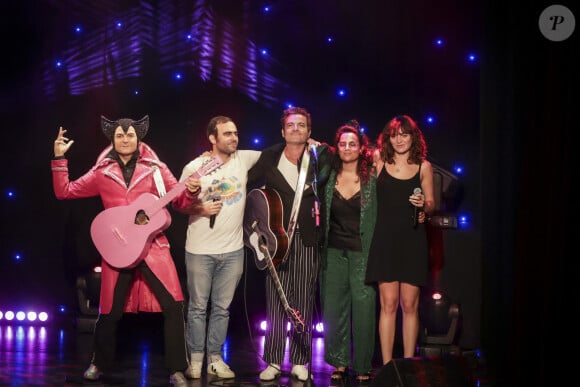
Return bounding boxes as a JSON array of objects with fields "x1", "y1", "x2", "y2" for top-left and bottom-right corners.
[{"x1": 366, "y1": 115, "x2": 434, "y2": 365}]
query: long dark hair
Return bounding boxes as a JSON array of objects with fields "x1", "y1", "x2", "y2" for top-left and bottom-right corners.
[
  {"x1": 332, "y1": 119, "x2": 373, "y2": 184},
  {"x1": 377, "y1": 114, "x2": 427, "y2": 165}
]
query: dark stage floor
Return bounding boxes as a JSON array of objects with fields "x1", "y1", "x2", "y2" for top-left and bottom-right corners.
[{"x1": 0, "y1": 314, "x2": 494, "y2": 386}]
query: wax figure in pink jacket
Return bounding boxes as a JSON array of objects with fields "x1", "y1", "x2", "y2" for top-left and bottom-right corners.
[{"x1": 51, "y1": 115, "x2": 200, "y2": 385}]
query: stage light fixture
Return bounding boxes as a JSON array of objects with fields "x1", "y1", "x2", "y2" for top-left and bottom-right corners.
[
  {"x1": 4, "y1": 310, "x2": 15, "y2": 321},
  {"x1": 254, "y1": 319, "x2": 325, "y2": 337},
  {"x1": 0, "y1": 308, "x2": 51, "y2": 325},
  {"x1": 314, "y1": 321, "x2": 324, "y2": 334},
  {"x1": 311, "y1": 321, "x2": 325, "y2": 337},
  {"x1": 253, "y1": 319, "x2": 268, "y2": 335},
  {"x1": 418, "y1": 289, "x2": 462, "y2": 356}
]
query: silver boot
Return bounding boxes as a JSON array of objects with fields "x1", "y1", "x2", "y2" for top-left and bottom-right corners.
[{"x1": 83, "y1": 364, "x2": 103, "y2": 380}]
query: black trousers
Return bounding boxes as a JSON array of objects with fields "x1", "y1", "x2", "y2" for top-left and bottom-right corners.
[{"x1": 90, "y1": 261, "x2": 188, "y2": 374}]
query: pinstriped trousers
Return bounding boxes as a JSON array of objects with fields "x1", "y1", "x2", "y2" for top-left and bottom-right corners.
[{"x1": 262, "y1": 232, "x2": 319, "y2": 365}]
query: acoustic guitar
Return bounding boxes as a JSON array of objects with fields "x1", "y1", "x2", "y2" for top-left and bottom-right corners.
[
  {"x1": 244, "y1": 188, "x2": 304, "y2": 333},
  {"x1": 90, "y1": 154, "x2": 223, "y2": 269}
]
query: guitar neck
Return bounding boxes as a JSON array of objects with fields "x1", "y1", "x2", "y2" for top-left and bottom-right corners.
[
  {"x1": 145, "y1": 157, "x2": 221, "y2": 218},
  {"x1": 265, "y1": 253, "x2": 292, "y2": 311},
  {"x1": 256, "y1": 236, "x2": 304, "y2": 332},
  {"x1": 148, "y1": 182, "x2": 185, "y2": 215}
]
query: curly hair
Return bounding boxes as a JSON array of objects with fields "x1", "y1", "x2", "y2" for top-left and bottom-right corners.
[
  {"x1": 377, "y1": 115, "x2": 427, "y2": 165},
  {"x1": 332, "y1": 119, "x2": 373, "y2": 184}
]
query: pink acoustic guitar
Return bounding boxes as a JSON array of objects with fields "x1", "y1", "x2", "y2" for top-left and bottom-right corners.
[{"x1": 90, "y1": 155, "x2": 223, "y2": 269}]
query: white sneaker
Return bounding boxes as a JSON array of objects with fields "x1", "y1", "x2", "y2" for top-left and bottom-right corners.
[
  {"x1": 169, "y1": 371, "x2": 187, "y2": 386},
  {"x1": 259, "y1": 363, "x2": 281, "y2": 381},
  {"x1": 291, "y1": 364, "x2": 312, "y2": 381},
  {"x1": 185, "y1": 360, "x2": 202, "y2": 379},
  {"x1": 207, "y1": 359, "x2": 235, "y2": 379}
]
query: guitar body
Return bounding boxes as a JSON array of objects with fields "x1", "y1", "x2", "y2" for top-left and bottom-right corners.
[
  {"x1": 90, "y1": 192, "x2": 171, "y2": 269},
  {"x1": 244, "y1": 188, "x2": 289, "y2": 270},
  {"x1": 243, "y1": 188, "x2": 305, "y2": 332},
  {"x1": 90, "y1": 154, "x2": 224, "y2": 269}
]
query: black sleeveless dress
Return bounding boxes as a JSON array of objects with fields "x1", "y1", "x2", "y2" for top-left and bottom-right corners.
[{"x1": 365, "y1": 166, "x2": 428, "y2": 286}]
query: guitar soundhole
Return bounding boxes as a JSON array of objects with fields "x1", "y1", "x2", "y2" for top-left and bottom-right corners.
[{"x1": 135, "y1": 210, "x2": 150, "y2": 225}]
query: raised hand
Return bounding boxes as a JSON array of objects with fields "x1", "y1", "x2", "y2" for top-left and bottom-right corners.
[{"x1": 54, "y1": 127, "x2": 74, "y2": 157}]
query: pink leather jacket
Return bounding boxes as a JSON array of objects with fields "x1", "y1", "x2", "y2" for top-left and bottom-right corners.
[{"x1": 51, "y1": 142, "x2": 195, "y2": 314}]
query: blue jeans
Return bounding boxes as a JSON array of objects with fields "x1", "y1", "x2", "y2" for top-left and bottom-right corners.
[{"x1": 185, "y1": 248, "x2": 244, "y2": 360}]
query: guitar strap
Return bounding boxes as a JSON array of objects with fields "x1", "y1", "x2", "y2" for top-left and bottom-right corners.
[
  {"x1": 282, "y1": 147, "x2": 310, "y2": 263},
  {"x1": 152, "y1": 166, "x2": 167, "y2": 197}
]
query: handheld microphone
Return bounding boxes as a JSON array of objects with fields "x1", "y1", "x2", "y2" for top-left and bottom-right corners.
[
  {"x1": 413, "y1": 187, "x2": 422, "y2": 228},
  {"x1": 209, "y1": 196, "x2": 219, "y2": 229}
]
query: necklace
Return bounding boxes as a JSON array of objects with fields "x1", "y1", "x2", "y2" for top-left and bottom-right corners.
[{"x1": 393, "y1": 159, "x2": 406, "y2": 173}]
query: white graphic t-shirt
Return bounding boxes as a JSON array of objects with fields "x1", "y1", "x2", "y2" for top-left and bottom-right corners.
[{"x1": 179, "y1": 150, "x2": 261, "y2": 254}]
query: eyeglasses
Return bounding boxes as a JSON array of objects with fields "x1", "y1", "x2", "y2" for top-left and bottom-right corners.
[{"x1": 338, "y1": 142, "x2": 360, "y2": 149}]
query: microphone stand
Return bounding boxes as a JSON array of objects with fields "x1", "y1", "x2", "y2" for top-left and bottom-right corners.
[
  {"x1": 304, "y1": 325, "x2": 315, "y2": 387},
  {"x1": 302, "y1": 229, "x2": 316, "y2": 387},
  {"x1": 304, "y1": 148, "x2": 319, "y2": 387}
]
